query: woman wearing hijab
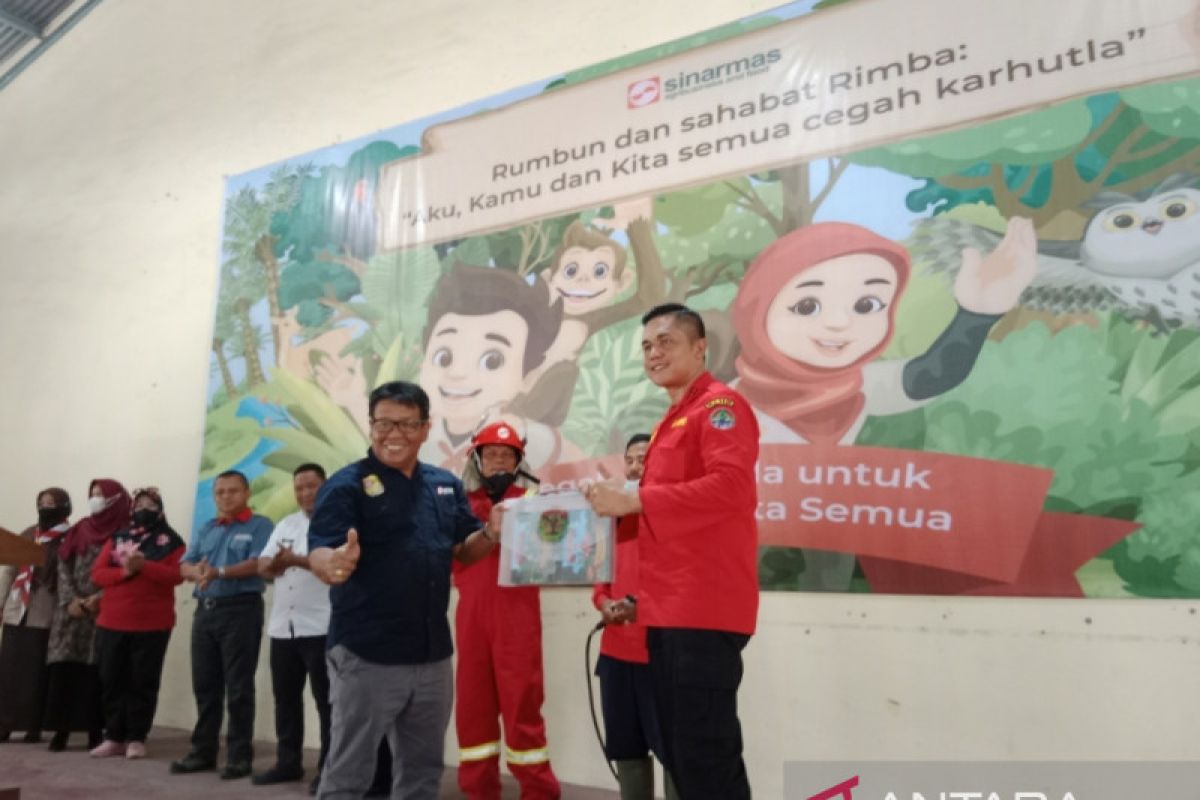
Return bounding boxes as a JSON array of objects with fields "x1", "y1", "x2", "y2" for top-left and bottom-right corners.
[
  {"x1": 44, "y1": 478, "x2": 131, "y2": 751},
  {"x1": 0, "y1": 488, "x2": 72, "y2": 743},
  {"x1": 733, "y1": 218, "x2": 1036, "y2": 444},
  {"x1": 731, "y1": 219, "x2": 1036, "y2": 588},
  {"x1": 732, "y1": 222, "x2": 914, "y2": 447},
  {"x1": 88, "y1": 487, "x2": 184, "y2": 759}
]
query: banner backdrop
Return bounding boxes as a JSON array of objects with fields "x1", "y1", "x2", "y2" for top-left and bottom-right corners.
[{"x1": 200, "y1": 0, "x2": 1200, "y2": 599}]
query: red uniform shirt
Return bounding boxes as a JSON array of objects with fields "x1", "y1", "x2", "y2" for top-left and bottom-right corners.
[
  {"x1": 637, "y1": 372, "x2": 760, "y2": 634},
  {"x1": 91, "y1": 538, "x2": 185, "y2": 632},
  {"x1": 592, "y1": 514, "x2": 647, "y2": 663}
]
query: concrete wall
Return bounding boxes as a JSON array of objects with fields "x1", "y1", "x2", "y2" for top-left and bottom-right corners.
[{"x1": 1, "y1": 1, "x2": 1197, "y2": 796}]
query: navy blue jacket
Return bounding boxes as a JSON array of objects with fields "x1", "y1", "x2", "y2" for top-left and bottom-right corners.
[{"x1": 309, "y1": 450, "x2": 480, "y2": 665}]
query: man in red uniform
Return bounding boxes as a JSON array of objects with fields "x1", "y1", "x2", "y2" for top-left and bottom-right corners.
[
  {"x1": 455, "y1": 422, "x2": 561, "y2": 800},
  {"x1": 586, "y1": 303, "x2": 759, "y2": 800},
  {"x1": 592, "y1": 434, "x2": 677, "y2": 800}
]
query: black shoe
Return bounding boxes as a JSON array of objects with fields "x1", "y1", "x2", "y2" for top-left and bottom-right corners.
[
  {"x1": 169, "y1": 753, "x2": 217, "y2": 774},
  {"x1": 221, "y1": 761, "x2": 253, "y2": 780},
  {"x1": 308, "y1": 775, "x2": 320, "y2": 795},
  {"x1": 21, "y1": 730, "x2": 42, "y2": 744},
  {"x1": 47, "y1": 731, "x2": 68, "y2": 752},
  {"x1": 251, "y1": 765, "x2": 304, "y2": 785}
]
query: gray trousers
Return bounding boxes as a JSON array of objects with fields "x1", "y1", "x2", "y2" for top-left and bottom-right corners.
[{"x1": 317, "y1": 645, "x2": 452, "y2": 800}]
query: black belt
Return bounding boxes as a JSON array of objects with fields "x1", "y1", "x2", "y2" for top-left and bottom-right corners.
[{"x1": 197, "y1": 593, "x2": 262, "y2": 611}]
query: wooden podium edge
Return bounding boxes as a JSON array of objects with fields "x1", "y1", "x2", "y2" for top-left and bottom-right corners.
[{"x1": 0, "y1": 525, "x2": 45, "y2": 568}]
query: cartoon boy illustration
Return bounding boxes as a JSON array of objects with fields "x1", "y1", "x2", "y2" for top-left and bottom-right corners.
[
  {"x1": 731, "y1": 218, "x2": 1036, "y2": 589},
  {"x1": 418, "y1": 264, "x2": 581, "y2": 471}
]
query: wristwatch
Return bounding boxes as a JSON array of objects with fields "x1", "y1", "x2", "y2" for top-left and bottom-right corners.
[{"x1": 218, "y1": 566, "x2": 226, "y2": 579}]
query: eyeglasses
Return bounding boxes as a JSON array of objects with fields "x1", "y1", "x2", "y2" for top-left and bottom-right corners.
[{"x1": 370, "y1": 418, "x2": 428, "y2": 435}]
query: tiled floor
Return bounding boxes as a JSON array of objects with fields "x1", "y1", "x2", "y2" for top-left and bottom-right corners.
[{"x1": 0, "y1": 727, "x2": 619, "y2": 799}]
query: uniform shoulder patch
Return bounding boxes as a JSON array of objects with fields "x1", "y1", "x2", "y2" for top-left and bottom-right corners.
[
  {"x1": 362, "y1": 474, "x2": 385, "y2": 497},
  {"x1": 670, "y1": 416, "x2": 689, "y2": 429},
  {"x1": 705, "y1": 396, "x2": 736, "y2": 409},
  {"x1": 708, "y1": 407, "x2": 736, "y2": 430}
]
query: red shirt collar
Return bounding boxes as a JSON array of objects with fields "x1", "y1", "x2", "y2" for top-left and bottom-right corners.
[
  {"x1": 217, "y1": 507, "x2": 253, "y2": 526},
  {"x1": 667, "y1": 371, "x2": 714, "y2": 414}
]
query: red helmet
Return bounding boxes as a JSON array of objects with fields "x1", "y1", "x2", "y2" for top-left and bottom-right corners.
[{"x1": 471, "y1": 422, "x2": 525, "y2": 457}]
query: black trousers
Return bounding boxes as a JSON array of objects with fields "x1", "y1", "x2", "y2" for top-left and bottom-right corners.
[
  {"x1": 595, "y1": 653, "x2": 664, "y2": 761},
  {"x1": 269, "y1": 634, "x2": 330, "y2": 772},
  {"x1": 189, "y1": 595, "x2": 263, "y2": 763},
  {"x1": 647, "y1": 627, "x2": 752, "y2": 800},
  {"x1": 0, "y1": 625, "x2": 50, "y2": 735},
  {"x1": 95, "y1": 627, "x2": 171, "y2": 742},
  {"x1": 43, "y1": 661, "x2": 103, "y2": 736}
]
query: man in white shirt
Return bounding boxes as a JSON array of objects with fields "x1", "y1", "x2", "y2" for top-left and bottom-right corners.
[{"x1": 252, "y1": 463, "x2": 331, "y2": 795}]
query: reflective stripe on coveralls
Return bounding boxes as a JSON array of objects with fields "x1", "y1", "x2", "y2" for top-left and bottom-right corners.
[{"x1": 460, "y1": 740, "x2": 502, "y2": 761}]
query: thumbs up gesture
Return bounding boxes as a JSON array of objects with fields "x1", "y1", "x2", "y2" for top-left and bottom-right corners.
[{"x1": 313, "y1": 528, "x2": 361, "y2": 585}]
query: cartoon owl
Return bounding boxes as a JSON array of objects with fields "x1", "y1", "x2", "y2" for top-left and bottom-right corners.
[{"x1": 911, "y1": 173, "x2": 1200, "y2": 331}]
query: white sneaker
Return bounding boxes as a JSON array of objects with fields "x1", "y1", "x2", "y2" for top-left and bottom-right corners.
[{"x1": 90, "y1": 740, "x2": 126, "y2": 758}]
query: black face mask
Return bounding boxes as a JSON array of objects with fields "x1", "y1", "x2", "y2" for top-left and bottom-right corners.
[
  {"x1": 132, "y1": 509, "x2": 161, "y2": 529},
  {"x1": 480, "y1": 472, "x2": 517, "y2": 502},
  {"x1": 37, "y1": 508, "x2": 66, "y2": 529}
]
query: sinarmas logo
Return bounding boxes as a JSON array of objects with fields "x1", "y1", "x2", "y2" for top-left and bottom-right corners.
[
  {"x1": 627, "y1": 47, "x2": 782, "y2": 109},
  {"x1": 626, "y1": 77, "x2": 661, "y2": 108},
  {"x1": 664, "y1": 48, "x2": 782, "y2": 96}
]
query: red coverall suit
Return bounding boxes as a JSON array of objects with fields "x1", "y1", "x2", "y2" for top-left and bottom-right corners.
[{"x1": 454, "y1": 485, "x2": 561, "y2": 800}]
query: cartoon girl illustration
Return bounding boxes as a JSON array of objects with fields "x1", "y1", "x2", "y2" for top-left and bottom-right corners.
[{"x1": 731, "y1": 218, "x2": 1036, "y2": 589}]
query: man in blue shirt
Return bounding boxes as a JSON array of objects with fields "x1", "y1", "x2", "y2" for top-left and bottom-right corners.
[
  {"x1": 308, "y1": 381, "x2": 499, "y2": 800},
  {"x1": 170, "y1": 470, "x2": 272, "y2": 780}
]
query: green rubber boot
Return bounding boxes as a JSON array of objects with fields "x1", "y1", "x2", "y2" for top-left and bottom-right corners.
[
  {"x1": 663, "y1": 766, "x2": 681, "y2": 800},
  {"x1": 615, "y1": 757, "x2": 654, "y2": 800}
]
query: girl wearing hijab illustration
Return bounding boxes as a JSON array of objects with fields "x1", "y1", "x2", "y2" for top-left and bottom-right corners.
[{"x1": 731, "y1": 218, "x2": 1036, "y2": 589}]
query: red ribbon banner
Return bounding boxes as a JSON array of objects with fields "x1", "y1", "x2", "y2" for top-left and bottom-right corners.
[{"x1": 754, "y1": 444, "x2": 1139, "y2": 597}]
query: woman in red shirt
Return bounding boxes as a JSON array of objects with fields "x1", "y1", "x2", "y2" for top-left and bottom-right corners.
[{"x1": 88, "y1": 488, "x2": 184, "y2": 760}]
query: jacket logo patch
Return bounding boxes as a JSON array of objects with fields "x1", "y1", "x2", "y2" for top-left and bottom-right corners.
[
  {"x1": 705, "y1": 397, "x2": 736, "y2": 409},
  {"x1": 709, "y1": 408, "x2": 736, "y2": 430},
  {"x1": 436, "y1": 486, "x2": 455, "y2": 495},
  {"x1": 362, "y1": 475, "x2": 385, "y2": 497},
  {"x1": 671, "y1": 417, "x2": 688, "y2": 429}
]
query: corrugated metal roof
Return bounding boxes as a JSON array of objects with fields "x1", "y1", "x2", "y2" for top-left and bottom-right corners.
[{"x1": 0, "y1": 0, "x2": 103, "y2": 92}]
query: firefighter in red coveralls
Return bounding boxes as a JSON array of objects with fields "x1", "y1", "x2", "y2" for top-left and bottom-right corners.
[
  {"x1": 586, "y1": 303, "x2": 760, "y2": 800},
  {"x1": 455, "y1": 422, "x2": 561, "y2": 800}
]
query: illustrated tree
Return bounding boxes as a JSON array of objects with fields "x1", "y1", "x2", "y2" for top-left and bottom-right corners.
[
  {"x1": 270, "y1": 141, "x2": 417, "y2": 284},
  {"x1": 477, "y1": 214, "x2": 577, "y2": 276},
  {"x1": 223, "y1": 166, "x2": 314, "y2": 361},
  {"x1": 265, "y1": 142, "x2": 421, "y2": 365},
  {"x1": 848, "y1": 79, "x2": 1200, "y2": 235},
  {"x1": 276, "y1": 259, "x2": 362, "y2": 329},
  {"x1": 218, "y1": 250, "x2": 268, "y2": 387},
  {"x1": 210, "y1": 301, "x2": 239, "y2": 399}
]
